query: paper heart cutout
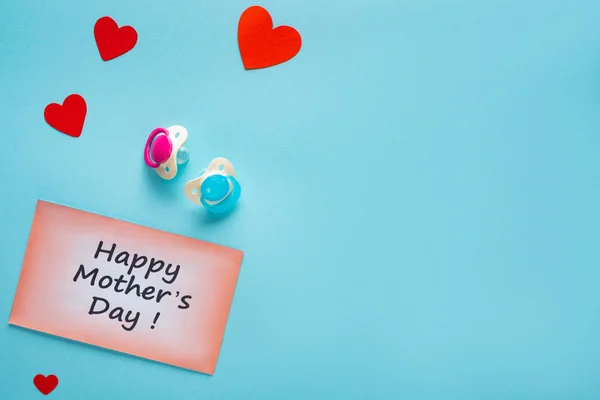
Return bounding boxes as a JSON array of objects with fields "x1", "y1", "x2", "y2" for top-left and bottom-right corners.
[
  {"x1": 94, "y1": 16, "x2": 138, "y2": 61},
  {"x1": 44, "y1": 94, "x2": 87, "y2": 138},
  {"x1": 33, "y1": 374, "x2": 58, "y2": 395},
  {"x1": 238, "y1": 6, "x2": 302, "y2": 70}
]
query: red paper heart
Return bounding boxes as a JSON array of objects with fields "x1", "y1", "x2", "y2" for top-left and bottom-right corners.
[
  {"x1": 94, "y1": 16, "x2": 138, "y2": 61},
  {"x1": 33, "y1": 374, "x2": 58, "y2": 395},
  {"x1": 44, "y1": 94, "x2": 87, "y2": 138},
  {"x1": 238, "y1": 6, "x2": 302, "y2": 70}
]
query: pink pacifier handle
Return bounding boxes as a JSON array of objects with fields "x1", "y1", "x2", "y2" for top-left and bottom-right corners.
[{"x1": 144, "y1": 127, "x2": 172, "y2": 168}]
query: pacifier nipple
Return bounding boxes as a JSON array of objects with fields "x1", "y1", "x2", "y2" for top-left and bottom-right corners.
[{"x1": 176, "y1": 147, "x2": 190, "y2": 165}]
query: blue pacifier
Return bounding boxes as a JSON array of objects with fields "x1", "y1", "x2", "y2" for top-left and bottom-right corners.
[{"x1": 184, "y1": 157, "x2": 241, "y2": 214}]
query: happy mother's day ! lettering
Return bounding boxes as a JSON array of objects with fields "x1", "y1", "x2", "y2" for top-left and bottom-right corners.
[{"x1": 72, "y1": 241, "x2": 192, "y2": 332}]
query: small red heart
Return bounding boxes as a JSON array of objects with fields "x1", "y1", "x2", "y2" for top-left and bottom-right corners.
[
  {"x1": 44, "y1": 94, "x2": 87, "y2": 138},
  {"x1": 238, "y1": 6, "x2": 302, "y2": 70},
  {"x1": 94, "y1": 16, "x2": 138, "y2": 61},
  {"x1": 33, "y1": 374, "x2": 58, "y2": 395}
]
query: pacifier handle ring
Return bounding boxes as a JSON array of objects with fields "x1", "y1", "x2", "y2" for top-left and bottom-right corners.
[{"x1": 144, "y1": 127, "x2": 170, "y2": 168}]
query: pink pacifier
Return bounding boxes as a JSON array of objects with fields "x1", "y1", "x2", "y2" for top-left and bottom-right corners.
[{"x1": 144, "y1": 125, "x2": 189, "y2": 180}]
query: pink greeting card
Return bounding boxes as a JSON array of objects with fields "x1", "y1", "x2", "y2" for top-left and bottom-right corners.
[{"x1": 9, "y1": 200, "x2": 243, "y2": 374}]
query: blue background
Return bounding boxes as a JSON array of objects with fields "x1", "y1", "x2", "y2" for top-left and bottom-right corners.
[{"x1": 1, "y1": 0, "x2": 600, "y2": 398}]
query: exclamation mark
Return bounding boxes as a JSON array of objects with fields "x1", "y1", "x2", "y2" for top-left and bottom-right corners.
[{"x1": 151, "y1": 312, "x2": 160, "y2": 329}]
